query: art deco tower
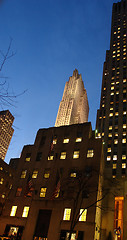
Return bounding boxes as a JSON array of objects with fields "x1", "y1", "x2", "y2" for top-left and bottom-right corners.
[
  {"x1": 55, "y1": 69, "x2": 89, "y2": 127},
  {"x1": 96, "y1": 1, "x2": 127, "y2": 238},
  {"x1": 0, "y1": 110, "x2": 14, "y2": 160}
]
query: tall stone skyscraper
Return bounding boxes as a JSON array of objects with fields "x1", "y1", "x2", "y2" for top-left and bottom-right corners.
[
  {"x1": 55, "y1": 69, "x2": 89, "y2": 127},
  {"x1": 96, "y1": 0, "x2": 127, "y2": 239},
  {"x1": 0, "y1": 110, "x2": 14, "y2": 160}
]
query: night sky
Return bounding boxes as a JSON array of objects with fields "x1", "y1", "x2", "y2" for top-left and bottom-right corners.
[{"x1": 0, "y1": 0, "x2": 116, "y2": 163}]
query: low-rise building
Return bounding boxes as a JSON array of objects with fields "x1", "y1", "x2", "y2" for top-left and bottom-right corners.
[{"x1": 0, "y1": 122, "x2": 104, "y2": 240}]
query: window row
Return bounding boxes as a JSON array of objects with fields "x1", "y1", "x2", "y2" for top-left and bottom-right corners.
[
  {"x1": 10, "y1": 206, "x2": 29, "y2": 218},
  {"x1": 25, "y1": 149, "x2": 94, "y2": 163}
]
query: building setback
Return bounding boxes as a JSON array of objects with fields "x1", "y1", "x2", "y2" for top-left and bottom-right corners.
[
  {"x1": 96, "y1": 0, "x2": 127, "y2": 239},
  {"x1": 55, "y1": 69, "x2": 89, "y2": 127},
  {"x1": 0, "y1": 110, "x2": 14, "y2": 161},
  {"x1": 0, "y1": 123, "x2": 104, "y2": 240}
]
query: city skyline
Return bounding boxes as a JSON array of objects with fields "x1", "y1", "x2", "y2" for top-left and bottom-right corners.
[{"x1": 0, "y1": 0, "x2": 115, "y2": 163}]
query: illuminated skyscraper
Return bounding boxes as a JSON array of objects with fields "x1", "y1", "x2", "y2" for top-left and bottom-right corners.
[
  {"x1": 0, "y1": 110, "x2": 14, "y2": 160},
  {"x1": 55, "y1": 69, "x2": 89, "y2": 127},
  {"x1": 96, "y1": 0, "x2": 127, "y2": 239}
]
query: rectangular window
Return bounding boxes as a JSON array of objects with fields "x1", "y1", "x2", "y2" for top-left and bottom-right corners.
[
  {"x1": 40, "y1": 188, "x2": 47, "y2": 197},
  {"x1": 114, "y1": 197, "x2": 124, "y2": 238},
  {"x1": 73, "y1": 151, "x2": 79, "y2": 159},
  {"x1": 107, "y1": 156, "x2": 111, "y2": 161},
  {"x1": 36, "y1": 152, "x2": 42, "y2": 161},
  {"x1": 44, "y1": 169, "x2": 50, "y2": 179},
  {"x1": 87, "y1": 149, "x2": 94, "y2": 158},
  {"x1": 60, "y1": 152, "x2": 66, "y2": 159},
  {"x1": 122, "y1": 163, "x2": 126, "y2": 169},
  {"x1": 48, "y1": 155, "x2": 54, "y2": 160},
  {"x1": 70, "y1": 172, "x2": 77, "y2": 178},
  {"x1": 10, "y1": 206, "x2": 17, "y2": 217},
  {"x1": 32, "y1": 170, "x2": 38, "y2": 179},
  {"x1": 53, "y1": 138, "x2": 57, "y2": 145},
  {"x1": 0, "y1": 178, "x2": 4, "y2": 184},
  {"x1": 79, "y1": 209, "x2": 87, "y2": 222},
  {"x1": 63, "y1": 138, "x2": 69, "y2": 143},
  {"x1": 16, "y1": 187, "x2": 22, "y2": 197},
  {"x1": 75, "y1": 137, "x2": 82, "y2": 142},
  {"x1": 20, "y1": 170, "x2": 27, "y2": 179},
  {"x1": 22, "y1": 206, "x2": 29, "y2": 218},
  {"x1": 63, "y1": 208, "x2": 71, "y2": 221},
  {"x1": 25, "y1": 153, "x2": 31, "y2": 162}
]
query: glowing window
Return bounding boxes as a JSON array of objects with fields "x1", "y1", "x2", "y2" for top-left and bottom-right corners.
[
  {"x1": 107, "y1": 148, "x2": 111, "y2": 153},
  {"x1": 87, "y1": 149, "x2": 94, "y2": 158},
  {"x1": 109, "y1": 113, "x2": 113, "y2": 117},
  {"x1": 122, "y1": 139, "x2": 126, "y2": 144},
  {"x1": 25, "y1": 153, "x2": 31, "y2": 162},
  {"x1": 48, "y1": 155, "x2": 54, "y2": 160},
  {"x1": 122, "y1": 155, "x2": 126, "y2": 160},
  {"x1": 115, "y1": 112, "x2": 119, "y2": 116},
  {"x1": 111, "y1": 87, "x2": 114, "y2": 90},
  {"x1": 53, "y1": 139, "x2": 57, "y2": 144},
  {"x1": 123, "y1": 124, "x2": 126, "y2": 129},
  {"x1": 16, "y1": 188, "x2": 22, "y2": 197},
  {"x1": 107, "y1": 156, "x2": 111, "y2": 161},
  {"x1": 44, "y1": 169, "x2": 50, "y2": 179},
  {"x1": 70, "y1": 172, "x2": 77, "y2": 178},
  {"x1": 63, "y1": 208, "x2": 71, "y2": 220},
  {"x1": 63, "y1": 138, "x2": 69, "y2": 144},
  {"x1": 73, "y1": 151, "x2": 79, "y2": 159},
  {"x1": 113, "y1": 155, "x2": 117, "y2": 161},
  {"x1": 0, "y1": 167, "x2": 3, "y2": 171},
  {"x1": 10, "y1": 206, "x2": 17, "y2": 217},
  {"x1": 123, "y1": 111, "x2": 126, "y2": 115},
  {"x1": 22, "y1": 206, "x2": 29, "y2": 218},
  {"x1": 113, "y1": 164, "x2": 117, "y2": 169},
  {"x1": 60, "y1": 152, "x2": 66, "y2": 159},
  {"x1": 109, "y1": 126, "x2": 112, "y2": 130},
  {"x1": 32, "y1": 170, "x2": 38, "y2": 179},
  {"x1": 40, "y1": 188, "x2": 47, "y2": 197},
  {"x1": 114, "y1": 140, "x2": 118, "y2": 144},
  {"x1": 75, "y1": 137, "x2": 82, "y2": 142},
  {"x1": 20, "y1": 170, "x2": 27, "y2": 179},
  {"x1": 79, "y1": 209, "x2": 87, "y2": 222},
  {"x1": 122, "y1": 163, "x2": 126, "y2": 169},
  {"x1": 111, "y1": 93, "x2": 114, "y2": 96},
  {"x1": 108, "y1": 133, "x2": 112, "y2": 138},
  {"x1": 114, "y1": 197, "x2": 124, "y2": 237},
  {"x1": 0, "y1": 178, "x2": 4, "y2": 184}
]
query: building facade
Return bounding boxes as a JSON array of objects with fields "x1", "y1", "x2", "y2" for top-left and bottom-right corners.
[
  {"x1": 0, "y1": 110, "x2": 14, "y2": 160},
  {"x1": 55, "y1": 69, "x2": 89, "y2": 127},
  {"x1": 0, "y1": 123, "x2": 104, "y2": 240},
  {"x1": 96, "y1": 0, "x2": 127, "y2": 239}
]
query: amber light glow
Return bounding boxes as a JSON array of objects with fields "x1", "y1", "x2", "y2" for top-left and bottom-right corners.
[{"x1": 114, "y1": 197, "x2": 124, "y2": 240}]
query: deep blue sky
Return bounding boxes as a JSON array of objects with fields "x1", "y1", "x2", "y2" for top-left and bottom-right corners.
[{"x1": 0, "y1": 0, "x2": 116, "y2": 163}]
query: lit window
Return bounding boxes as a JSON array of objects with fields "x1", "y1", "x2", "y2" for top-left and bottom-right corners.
[
  {"x1": 123, "y1": 111, "x2": 126, "y2": 115},
  {"x1": 123, "y1": 124, "x2": 126, "y2": 129},
  {"x1": 122, "y1": 155, "x2": 126, "y2": 160},
  {"x1": 114, "y1": 197, "x2": 124, "y2": 234},
  {"x1": 87, "y1": 149, "x2": 94, "y2": 158},
  {"x1": 25, "y1": 153, "x2": 31, "y2": 162},
  {"x1": 32, "y1": 170, "x2": 38, "y2": 179},
  {"x1": 63, "y1": 138, "x2": 69, "y2": 143},
  {"x1": 79, "y1": 209, "x2": 87, "y2": 222},
  {"x1": 73, "y1": 151, "x2": 79, "y2": 159},
  {"x1": 109, "y1": 113, "x2": 113, "y2": 117},
  {"x1": 0, "y1": 167, "x2": 3, "y2": 171},
  {"x1": 113, "y1": 164, "x2": 117, "y2": 169},
  {"x1": 0, "y1": 178, "x2": 4, "y2": 184},
  {"x1": 114, "y1": 140, "x2": 118, "y2": 144},
  {"x1": 53, "y1": 138, "x2": 57, "y2": 144},
  {"x1": 75, "y1": 137, "x2": 82, "y2": 142},
  {"x1": 108, "y1": 133, "x2": 112, "y2": 138},
  {"x1": 44, "y1": 169, "x2": 50, "y2": 179},
  {"x1": 60, "y1": 152, "x2": 66, "y2": 159},
  {"x1": 22, "y1": 206, "x2": 29, "y2": 218},
  {"x1": 40, "y1": 188, "x2": 47, "y2": 197},
  {"x1": 16, "y1": 188, "x2": 22, "y2": 197},
  {"x1": 122, "y1": 139, "x2": 126, "y2": 144},
  {"x1": 115, "y1": 112, "x2": 118, "y2": 116},
  {"x1": 113, "y1": 155, "x2": 117, "y2": 161},
  {"x1": 107, "y1": 148, "x2": 111, "y2": 153},
  {"x1": 110, "y1": 93, "x2": 114, "y2": 96},
  {"x1": 111, "y1": 86, "x2": 114, "y2": 90},
  {"x1": 70, "y1": 172, "x2": 77, "y2": 178},
  {"x1": 20, "y1": 170, "x2": 27, "y2": 179},
  {"x1": 107, "y1": 156, "x2": 111, "y2": 161},
  {"x1": 109, "y1": 126, "x2": 112, "y2": 130},
  {"x1": 122, "y1": 163, "x2": 126, "y2": 169},
  {"x1": 48, "y1": 155, "x2": 54, "y2": 160},
  {"x1": 63, "y1": 208, "x2": 71, "y2": 221},
  {"x1": 10, "y1": 206, "x2": 17, "y2": 217}
]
